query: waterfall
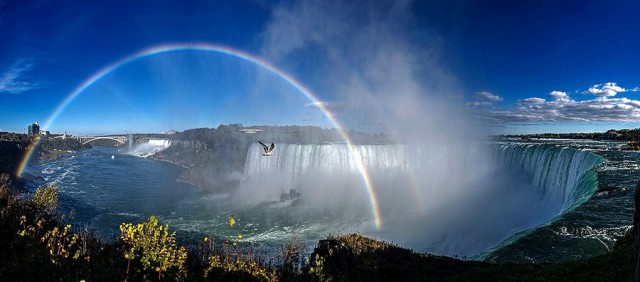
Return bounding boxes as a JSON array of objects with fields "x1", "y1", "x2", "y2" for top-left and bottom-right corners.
[
  {"x1": 241, "y1": 142, "x2": 606, "y2": 256},
  {"x1": 244, "y1": 143, "x2": 604, "y2": 213},
  {"x1": 130, "y1": 139, "x2": 171, "y2": 157},
  {"x1": 244, "y1": 143, "x2": 491, "y2": 180},
  {"x1": 493, "y1": 144, "x2": 606, "y2": 211}
]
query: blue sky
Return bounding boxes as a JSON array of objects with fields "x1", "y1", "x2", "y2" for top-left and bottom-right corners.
[{"x1": 1, "y1": 0, "x2": 639, "y2": 135}]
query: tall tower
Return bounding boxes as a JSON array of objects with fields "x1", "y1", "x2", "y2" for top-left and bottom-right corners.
[{"x1": 28, "y1": 122, "x2": 40, "y2": 135}]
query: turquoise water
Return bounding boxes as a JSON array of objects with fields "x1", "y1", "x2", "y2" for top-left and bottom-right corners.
[
  {"x1": 26, "y1": 146, "x2": 365, "y2": 257},
  {"x1": 481, "y1": 139, "x2": 635, "y2": 263}
]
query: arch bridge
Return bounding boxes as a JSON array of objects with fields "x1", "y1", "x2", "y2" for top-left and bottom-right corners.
[{"x1": 73, "y1": 135, "x2": 128, "y2": 145}]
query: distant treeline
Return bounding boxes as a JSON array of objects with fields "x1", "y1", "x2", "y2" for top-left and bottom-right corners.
[
  {"x1": 170, "y1": 124, "x2": 387, "y2": 145},
  {"x1": 507, "y1": 128, "x2": 640, "y2": 141}
]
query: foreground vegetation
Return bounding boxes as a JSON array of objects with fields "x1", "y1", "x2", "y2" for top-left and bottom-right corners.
[
  {"x1": 0, "y1": 173, "x2": 634, "y2": 281},
  {"x1": 0, "y1": 174, "x2": 282, "y2": 281}
]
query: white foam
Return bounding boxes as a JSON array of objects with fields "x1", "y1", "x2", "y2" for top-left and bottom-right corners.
[{"x1": 129, "y1": 139, "x2": 171, "y2": 157}]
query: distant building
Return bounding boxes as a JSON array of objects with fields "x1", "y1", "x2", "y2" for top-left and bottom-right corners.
[
  {"x1": 163, "y1": 130, "x2": 178, "y2": 135},
  {"x1": 28, "y1": 122, "x2": 40, "y2": 135},
  {"x1": 239, "y1": 128, "x2": 262, "y2": 134}
]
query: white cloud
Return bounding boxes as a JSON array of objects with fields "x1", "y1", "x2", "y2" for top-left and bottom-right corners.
[
  {"x1": 548, "y1": 91, "x2": 571, "y2": 102},
  {"x1": 466, "y1": 101, "x2": 493, "y2": 108},
  {"x1": 476, "y1": 91, "x2": 503, "y2": 102},
  {"x1": 473, "y1": 96, "x2": 640, "y2": 124},
  {"x1": 587, "y1": 82, "x2": 627, "y2": 97},
  {"x1": 519, "y1": 97, "x2": 545, "y2": 104},
  {"x1": 471, "y1": 83, "x2": 640, "y2": 125},
  {"x1": 0, "y1": 58, "x2": 41, "y2": 94}
]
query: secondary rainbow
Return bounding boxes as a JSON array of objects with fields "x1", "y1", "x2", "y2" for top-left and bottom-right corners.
[{"x1": 17, "y1": 42, "x2": 383, "y2": 229}]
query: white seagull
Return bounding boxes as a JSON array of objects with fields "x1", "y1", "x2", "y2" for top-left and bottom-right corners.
[{"x1": 258, "y1": 141, "x2": 275, "y2": 156}]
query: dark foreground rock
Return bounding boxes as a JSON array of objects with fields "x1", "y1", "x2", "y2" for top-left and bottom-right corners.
[{"x1": 304, "y1": 233, "x2": 634, "y2": 281}]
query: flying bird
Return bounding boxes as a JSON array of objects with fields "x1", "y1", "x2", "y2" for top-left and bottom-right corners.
[{"x1": 258, "y1": 141, "x2": 275, "y2": 156}]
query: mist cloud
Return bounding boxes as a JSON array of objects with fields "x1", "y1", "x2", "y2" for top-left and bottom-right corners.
[
  {"x1": 261, "y1": 0, "x2": 471, "y2": 140},
  {"x1": 251, "y1": 1, "x2": 592, "y2": 257}
]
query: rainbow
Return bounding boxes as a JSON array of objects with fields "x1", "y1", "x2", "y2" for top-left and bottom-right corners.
[{"x1": 16, "y1": 42, "x2": 383, "y2": 229}]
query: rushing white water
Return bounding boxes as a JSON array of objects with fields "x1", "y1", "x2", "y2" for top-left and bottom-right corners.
[
  {"x1": 240, "y1": 142, "x2": 605, "y2": 257},
  {"x1": 242, "y1": 143, "x2": 495, "y2": 215},
  {"x1": 244, "y1": 143, "x2": 493, "y2": 182},
  {"x1": 129, "y1": 139, "x2": 171, "y2": 157},
  {"x1": 493, "y1": 144, "x2": 606, "y2": 211}
]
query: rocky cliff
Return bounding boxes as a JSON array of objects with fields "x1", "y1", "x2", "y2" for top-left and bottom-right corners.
[{"x1": 150, "y1": 140, "x2": 250, "y2": 191}]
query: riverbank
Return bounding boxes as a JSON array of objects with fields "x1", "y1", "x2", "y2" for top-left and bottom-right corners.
[
  {"x1": 33, "y1": 136, "x2": 91, "y2": 162},
  {"x1": 0, "y1": 133, "x2": 92, "y2": 188}
]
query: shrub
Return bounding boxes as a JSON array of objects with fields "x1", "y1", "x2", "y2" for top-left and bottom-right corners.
[
  {"x1": 30, "y1": 183, "x2": 58, "y2": 213},
  {"x1": 119, "y1": 216, "x2": 188, "y2": 280},
  {"x1": 277, "y1": 240, "x2": 305, "y2": 281}
]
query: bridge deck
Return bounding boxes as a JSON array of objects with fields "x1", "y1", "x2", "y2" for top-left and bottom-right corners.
[{"x1": 72, "y1": 135, "x2": 129, "y2": 145}]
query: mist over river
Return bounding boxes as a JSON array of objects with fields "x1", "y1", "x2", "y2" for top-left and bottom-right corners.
[{"x1": 24, "y1": 139, "x2": 634, "y2": 262}]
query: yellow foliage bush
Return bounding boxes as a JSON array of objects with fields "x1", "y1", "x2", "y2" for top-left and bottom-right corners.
[
  {"x1": 119, "y1": 216, "x2": 187, "y2": 280},
  {"x1": 31, "y1": 183, "x2": 58, "y2": 213},
  {"x1": 40, "y1": 223, "x2": 90, "y2": 264}
]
